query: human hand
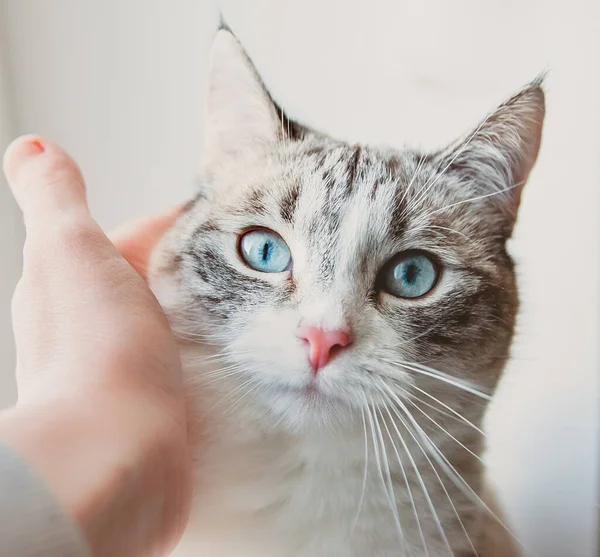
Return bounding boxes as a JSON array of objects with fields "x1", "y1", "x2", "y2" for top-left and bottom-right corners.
[{"x1": 0, "y1": 135, "x2": 191, "y2": 557}]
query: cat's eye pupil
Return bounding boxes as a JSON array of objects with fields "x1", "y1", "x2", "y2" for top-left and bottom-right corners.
[
  {"x1": 239, "y1": 229, "x2": 292, "y2": 273},
  {"x1": 403, "y1": 263, "x2": 417, "y2": 284},
  {"x1": 262, "y1": 242, "x2": 270, "y2": 262},
  {"x1": 382, "y1": 252, "x2": 438, "y2": 299}
]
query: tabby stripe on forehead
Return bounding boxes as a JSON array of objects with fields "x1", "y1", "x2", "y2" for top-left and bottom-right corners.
[
  {"x1": 242, "y1": 189, "x2": 267, "y2": 216},
  {"x1": 389, "y1": 195, "x2": 409, "y2": 238},
  {"x1": 279, "y1": 183, "x2": 300, "y2": 223},
  {"x1": 346, "y1": 145, "x2": 362, "y2": 196}
]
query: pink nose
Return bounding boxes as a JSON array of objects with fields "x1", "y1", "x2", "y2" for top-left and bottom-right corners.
[{"x1": 297, "y1": 326, "x2": 352, "y2": 373}]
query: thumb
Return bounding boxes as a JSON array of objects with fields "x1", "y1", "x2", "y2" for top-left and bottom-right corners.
[{"x1": 3, "y1": 135, "x2": 90, "y2": 233}]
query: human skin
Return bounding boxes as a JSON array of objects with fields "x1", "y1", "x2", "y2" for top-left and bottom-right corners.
[{"x1": 0, "y1": 135, "x2": 191, "y2": 557}]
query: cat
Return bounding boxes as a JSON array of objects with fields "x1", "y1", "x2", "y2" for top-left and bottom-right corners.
[{"x1": 149, "y1": 26, "x2": 544, "y2": 557}]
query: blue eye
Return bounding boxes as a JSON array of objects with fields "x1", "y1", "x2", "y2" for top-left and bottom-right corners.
[
  {"x1": 382, "y1": 252, "x2": 439, "y2": 298},
  {"x1": 239, "y1": 229, "x2": 292, "y2": 273}
]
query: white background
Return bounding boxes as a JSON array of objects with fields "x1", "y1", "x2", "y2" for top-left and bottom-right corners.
[{"x1": 0, "y1": 1, "x2": 598, "y2": 556}]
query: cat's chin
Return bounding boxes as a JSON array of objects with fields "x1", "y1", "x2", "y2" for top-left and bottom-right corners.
[{"x1": 257, "y1": 380, "x2": 361, "y2": 431}]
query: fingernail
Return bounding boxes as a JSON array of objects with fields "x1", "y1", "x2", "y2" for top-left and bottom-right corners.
[
  {"x1": 22, "y1": 140, "x2": 45, "y2": 156},
  {"x1": 3, "y1": 137, "x2": 46, "y2": 183}
]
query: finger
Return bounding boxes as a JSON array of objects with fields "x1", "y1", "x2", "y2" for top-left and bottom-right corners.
[
  {"x1": 3, "y1": 135, "x2": 90, "y2": 232},
  {"x1": 4, "y1": 136, "x2": 125, "y2": 279},
  {"x1": 109, "y1": 206, "x2": 182, "y2": 279}
]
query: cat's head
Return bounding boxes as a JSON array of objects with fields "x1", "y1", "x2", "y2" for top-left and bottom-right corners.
[{"x1": 150, "y1": 29, "x2": 544, "y2": 431}]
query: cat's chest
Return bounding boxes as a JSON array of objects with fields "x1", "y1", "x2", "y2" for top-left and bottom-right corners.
[
  {"x1": 193, "y1": 425, "x2": 368, "y2": 527},
  {"x1": 175, "y1": 419, "x2": 465, "y2": 557}
]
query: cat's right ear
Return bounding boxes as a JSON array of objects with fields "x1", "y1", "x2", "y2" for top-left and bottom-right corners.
[{"x1": 202, "y1": 29, "x2": 283, "y2": 179}]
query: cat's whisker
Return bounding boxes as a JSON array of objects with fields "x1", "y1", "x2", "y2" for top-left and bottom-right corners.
[
  {"x1": 422, "y1": 181, "x2": 524, "y2": 220},
  {"x1": 169, "y1": 318, "x2": 234, "y2": 344},
  {"x1": 411, "y1": 420, "x2": 527, "y2": 555},
  {"x1": 393, "y1": 323, "x2": 443, "y2": 347},
  {"x1": 400, "y1": 381, "x2": 486, "y2": 437},
  {"x1": 397, "y1": 153, "x2": 427, "y2": 210},
  {"x1": 381, "y1": 380, "x2": 528, "y2": 555},
  {"x1": 378, "y1": 382, "x2": 479, "y2": 556},
  {"x1": 188, "y1": 358, "x2": 249, "y2": 373},
  {"x1": 409, "y1": 224, "x2": 471, "y2": 241},
  {"x1": 220, "y1": 378, "x2": 262, "y2": 419},
  {"x1": 402, "y1": 411, "x2": 478, "y2": 503},
  {"x1": 405, "y1": 397, "x2": 486, "y2": 465},
  {"x1": 171, "y1": 328, "x2": 212, "y2": 342},
  {"x1": 269, "y1": 411, "x2": 286, "y2": 431},
  {"x1": 185, "y1": 354, "x2": 237, "y2": 366},
  {"x1": 190, "y1": 375, "x2": 259, "y2": 432},
  {"x1": 400, "y1": 360, "x2": 492, "y2": 399},
  {"x1": 185, "y1": 364, "x2": 245, "y2": 383},
  {"x1": 188, "y1": 366, "x2": 242, "y2": 383},
  {"x1": 200, "y1": 349, "x2": 255, "y2": 361},
  {"x1": 374, "y1": 385, "x2": 453, "y2": 556},
  {"x1": 399, "y1": 156, "x2": 441, "y2": 219},
  {"x1": 202, "y1": 362, "x2": 251, "y2": 378},
  {"x1": 378, "y1": 404, "x2": 429, "y2": 557},
  {"x1": 185, "y1": 358, "x2": 241, "y2": 369},
  {"x1": 173, "y1": 330, "x2": 233, "y2": 347},
  {"x1": 362, "y1": 391, "x2": 409, "y2": 554},
  {"x1": 406, "y1": 115, "x2": 492, "y2": 214},
  {"x1": 372, "y1": 400, "x2": 410, "y2": 555},
  {"x1": 350, "y1": 399, "x2": 370, "y2": 537},
  {"x1": 195, "y1": 367, "x2": 247, "y2": 387},
  {"x1": 408, "y1": 394, "x2": 467, "y2": 425},
  {"x1": 187, "y1": 349, "x2": 257, "y2": 365},
  {"x1": 384, "y1": 359, "x2": 492, "y2": 401}
]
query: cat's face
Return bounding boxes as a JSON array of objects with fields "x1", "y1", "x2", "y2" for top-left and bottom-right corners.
[{"x1": 150, "y1": 30, "x2": 544, "y2": 431}]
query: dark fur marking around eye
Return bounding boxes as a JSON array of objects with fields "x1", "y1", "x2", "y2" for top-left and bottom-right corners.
[
  {"x1": 189, "y1": 241, "x2": 297, "y2": 317},
  {"x1": 425, "y1": 332, "x2": 455, "y2": 346},
  {"x1": 193, "y1": 221, "x2": 219, "y2": 238},
  {"x1": 186, "y1": 252, "x2": 210, "y2": 283},
  {"x1": 189, "y1": 222, "x2": 221, "y2": 256},
  {"x1": 277, "y1": 276, "x2": 297, "y2": 302},
  {"x1": 279, "y1": 183, "x2": 300, "y2": 223},
  {"x1": 378, "y1": 272, "x2": 511, "y2": 354},
  {"x1": 185, "y1": 239, "x2": 298, "y2": 320}
]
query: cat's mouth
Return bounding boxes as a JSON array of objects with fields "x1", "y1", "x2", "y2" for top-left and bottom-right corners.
[
  {"x1": 266, "y1": 378, "x2": 348, "y2": 406},
  {"x1": 272, "y1": 380, "x2": 324, "y2": 397}
]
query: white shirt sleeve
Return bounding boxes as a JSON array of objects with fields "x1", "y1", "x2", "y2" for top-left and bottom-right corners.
[{"x1": 0, "y1": 444, "x2": 91, "y2": 557}]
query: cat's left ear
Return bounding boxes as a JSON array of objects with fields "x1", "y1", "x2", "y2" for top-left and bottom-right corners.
[{"x1": 438, "y1": 78, "x2": 545, "y2": 229}]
